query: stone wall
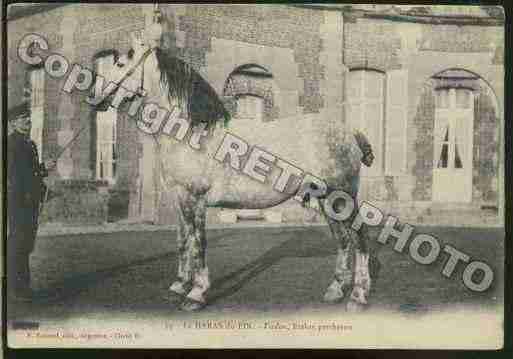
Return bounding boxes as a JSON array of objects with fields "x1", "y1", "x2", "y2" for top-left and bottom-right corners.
[
  {"x1": 7, "y1": 4, "x2": 504, "y2": 225},
  {"x1": 411, "y1": 82, "x2": 436, "y2": 201},
  {"x1": 163, "y1": 4, "x2": 326, "y2": 114},
  {"x1": 343, "y1": 15, "x2": 403, "y2": 71},
  {"x1": 39, "y1": 179, "x2": 109, "y2": 225},
  {"x1": 8, "y1": 5, "x2": 146, "y2": 224},
  {"x1": 342, "y1": 13, "x2": 503, "y2": 219},
  {"x1": 473, "y1": 84, "x2": 500, "y2": 204},
  {"x1": 8, "y1": 7, "x2": 65, "y2": 165}
]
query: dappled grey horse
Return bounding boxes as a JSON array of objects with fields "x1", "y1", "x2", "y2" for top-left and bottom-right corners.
[{"x1": 99, "y1": 30, "x2": 378, "y2": 311}]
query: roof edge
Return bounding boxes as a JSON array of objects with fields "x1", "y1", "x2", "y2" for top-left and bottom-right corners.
[
  {"x1": 7, "y1": 3, "x2": 505, "y2": 26},
  {"x1": 290, "y1": 4, "x2": 505, "y2": 26},
  {"x1": 7, "y1": 3, "x2": 69, "y2": 21}
]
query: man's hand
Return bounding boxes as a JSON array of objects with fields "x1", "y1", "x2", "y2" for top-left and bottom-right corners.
[{"x1": 44, "y1": 159, "x2": 57, "y2": 171}]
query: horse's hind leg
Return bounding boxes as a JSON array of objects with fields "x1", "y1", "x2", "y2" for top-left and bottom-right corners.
[
  {"x1": 321, "y1": 207, "x2": 356, "y2": 303},
  {"x1": 347, "y1": 247, "x2": 371, "y2": 312},
  {"x1": 324, "y1": 244, "x2": 353, "y2": 303},
  {"x1": 169, "y1": 188, "x2": 210, "y2": 311}
]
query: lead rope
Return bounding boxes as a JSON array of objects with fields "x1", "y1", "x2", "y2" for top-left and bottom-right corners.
[
  {"x1": 140, "y1": 51, "x2": 145, "y2": 96},
  {"x1": 41, "y1": 48, "x2": 153, "y2": 214}
]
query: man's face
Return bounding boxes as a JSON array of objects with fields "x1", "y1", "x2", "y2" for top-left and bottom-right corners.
[
  {"x1": 13, "y1": 116, "x2": 32, "y2": 135},
  {"x1": 362, "y1": 151, "x2": 374, "y2": 167}
]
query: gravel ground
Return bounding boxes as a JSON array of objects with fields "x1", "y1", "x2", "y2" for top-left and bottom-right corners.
[{"x1": 8, "y1": 226, "x2": 504, "y2": 321}]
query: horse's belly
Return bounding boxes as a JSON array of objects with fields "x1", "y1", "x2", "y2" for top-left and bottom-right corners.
[
  {"x1": 207, "y1": 171, "x2": 292, "y2": 209},
  {"x1": 158, "y1": 133, "x2": 294, "y2": 209}
]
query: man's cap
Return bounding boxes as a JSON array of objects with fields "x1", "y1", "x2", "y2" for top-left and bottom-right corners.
[{"x1": 8, "y1": 101, "x2": 31, "y2": 122}]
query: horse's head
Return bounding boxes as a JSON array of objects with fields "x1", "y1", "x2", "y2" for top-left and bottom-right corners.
[
  {"x1": 108, "y1": 31, "x2": 160, "y2": 100},
  {"x1": 105, "y1": 24, "x2": 230, "y2": 128}
]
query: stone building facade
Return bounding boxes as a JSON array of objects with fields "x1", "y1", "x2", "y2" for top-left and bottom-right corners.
[{"x1": 6, "y1": 4, "x2": 504, "y2": 226}]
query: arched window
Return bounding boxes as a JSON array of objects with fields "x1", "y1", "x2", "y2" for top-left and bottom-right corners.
[
  {"x1": 93, "y1": 51, "x2": 118, "y2": 183},
  {"x1": 223, "y1": 64, "x2": 278, "y2": 122},
  {"x1": 431, "y1": 69, "x2": 477, "y2": 203},
  {"x1": 343, "y1": 69, "x2": 385, "y2": 176}
]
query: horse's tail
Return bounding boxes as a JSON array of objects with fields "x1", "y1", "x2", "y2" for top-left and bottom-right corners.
[{"x1": 353, "y1": 130, "x2": 373, "y2": 156}]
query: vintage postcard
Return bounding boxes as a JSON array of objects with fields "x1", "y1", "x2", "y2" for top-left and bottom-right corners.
[{"x1": 4, "y1": 3, "x2": 505, "y2": 349}]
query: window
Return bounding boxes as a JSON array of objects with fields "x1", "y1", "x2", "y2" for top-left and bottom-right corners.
[
  {"x1": 29, "y1": 68, "x2": 45, "y2": 161},
  {"x1": 235, "y1": 95, "x2": 264, "y2": 121},
  {"x1": 344, "y1": 70, "x2": 385, "y2": 176},
  {"x1": 223, "y1": 64, "x2": 276, "y2": 122},
  {"x1": 434, "y1": 88, "x2": 473, "y2": 171},
  {"x1": 95, "y1": 54, "x2": 118, "y2": 182}
]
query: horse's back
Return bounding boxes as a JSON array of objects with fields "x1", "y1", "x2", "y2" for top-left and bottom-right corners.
[{"x1": 157, "y1": 127, "x2": 293, "y2": 209}]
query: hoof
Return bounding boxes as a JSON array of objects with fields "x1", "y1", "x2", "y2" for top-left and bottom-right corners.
[
  {"x1": 323, "y1": 280, "x2": 345, "y2": 303},
  {"x1": 349, "y1": 285, "x2": 369, "y2": 305},
  {"x1": 169, "y1": 281, "x2": 189, "y2": 296},
  {"x1": 347, "y1": 286, "x2": 369, "y2": 312},
  {"x1": 346, "y1": 300, "x2": 366, "y2": 313},
  {"x1": 180, "y1": 298, "x2": 206, "y2": 312}
]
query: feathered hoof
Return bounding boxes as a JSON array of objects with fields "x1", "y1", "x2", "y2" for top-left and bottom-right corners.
[
  {"x1": 323, "y1": 280, "x2": 345, "y2": 303},
  {"x1": 169, "y1": 281, "x2": 188, "y2": 297},
  {"x1": 346, "y1": 285, "x2": 369, "y2": 312},
  {"x1": 180, "y1": 298, "x2": 206, "y2": 312},
  {"x1": 346, "y1": 299, "x2": 367, "y2": 313}
]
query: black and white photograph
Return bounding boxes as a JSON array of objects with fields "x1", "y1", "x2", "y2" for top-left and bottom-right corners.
[{"x1": 3, "y1": 3, "x2": 506, "y2": 349}]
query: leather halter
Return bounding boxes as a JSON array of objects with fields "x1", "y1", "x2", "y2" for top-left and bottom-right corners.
[{"x1": 105, "y1": 46, "x2": 154, "y2": 99}]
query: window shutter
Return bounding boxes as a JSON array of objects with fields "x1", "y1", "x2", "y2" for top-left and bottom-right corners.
[
  {"x1": 344, "y1": 103, "x2": 362, "y2": 133},
  {"x1": 362, "y1": 71, "x2": 384, "y2": 176},
  {"x1": 344, "y1": 71, "x2": 364, "y2": 135},
  {"x1": 344, "y1": 70, "x2": 385, "y2": 177},
  {"x1": 30, "y1": 69, "x2": 45, "y2": 160},
  {"x1": 346, "y1": 71, "x2": 364, "y2": 100},
  {"x1": 95, "y1": 54, "x2": 117, "y2": 182},
  {"x1": 385, "y1": 69, "x2": 408, "y2": 175},
  {"x1": 362, "y1": 101, "x2": 383, "y2": 175}
]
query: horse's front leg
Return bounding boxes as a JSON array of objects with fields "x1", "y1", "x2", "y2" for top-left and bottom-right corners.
[{"x1": 169, "y1": 188, "x2": 210, "y2": 311}]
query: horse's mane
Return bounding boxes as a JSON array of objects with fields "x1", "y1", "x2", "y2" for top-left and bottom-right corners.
[{"x1": 155, "y1": 48, "x2": 231, "y2": 129}]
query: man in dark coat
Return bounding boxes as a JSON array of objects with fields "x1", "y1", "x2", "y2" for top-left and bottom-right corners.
[{"x1": 7, "y1": 101, "x2": 56, "y2": 301}]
